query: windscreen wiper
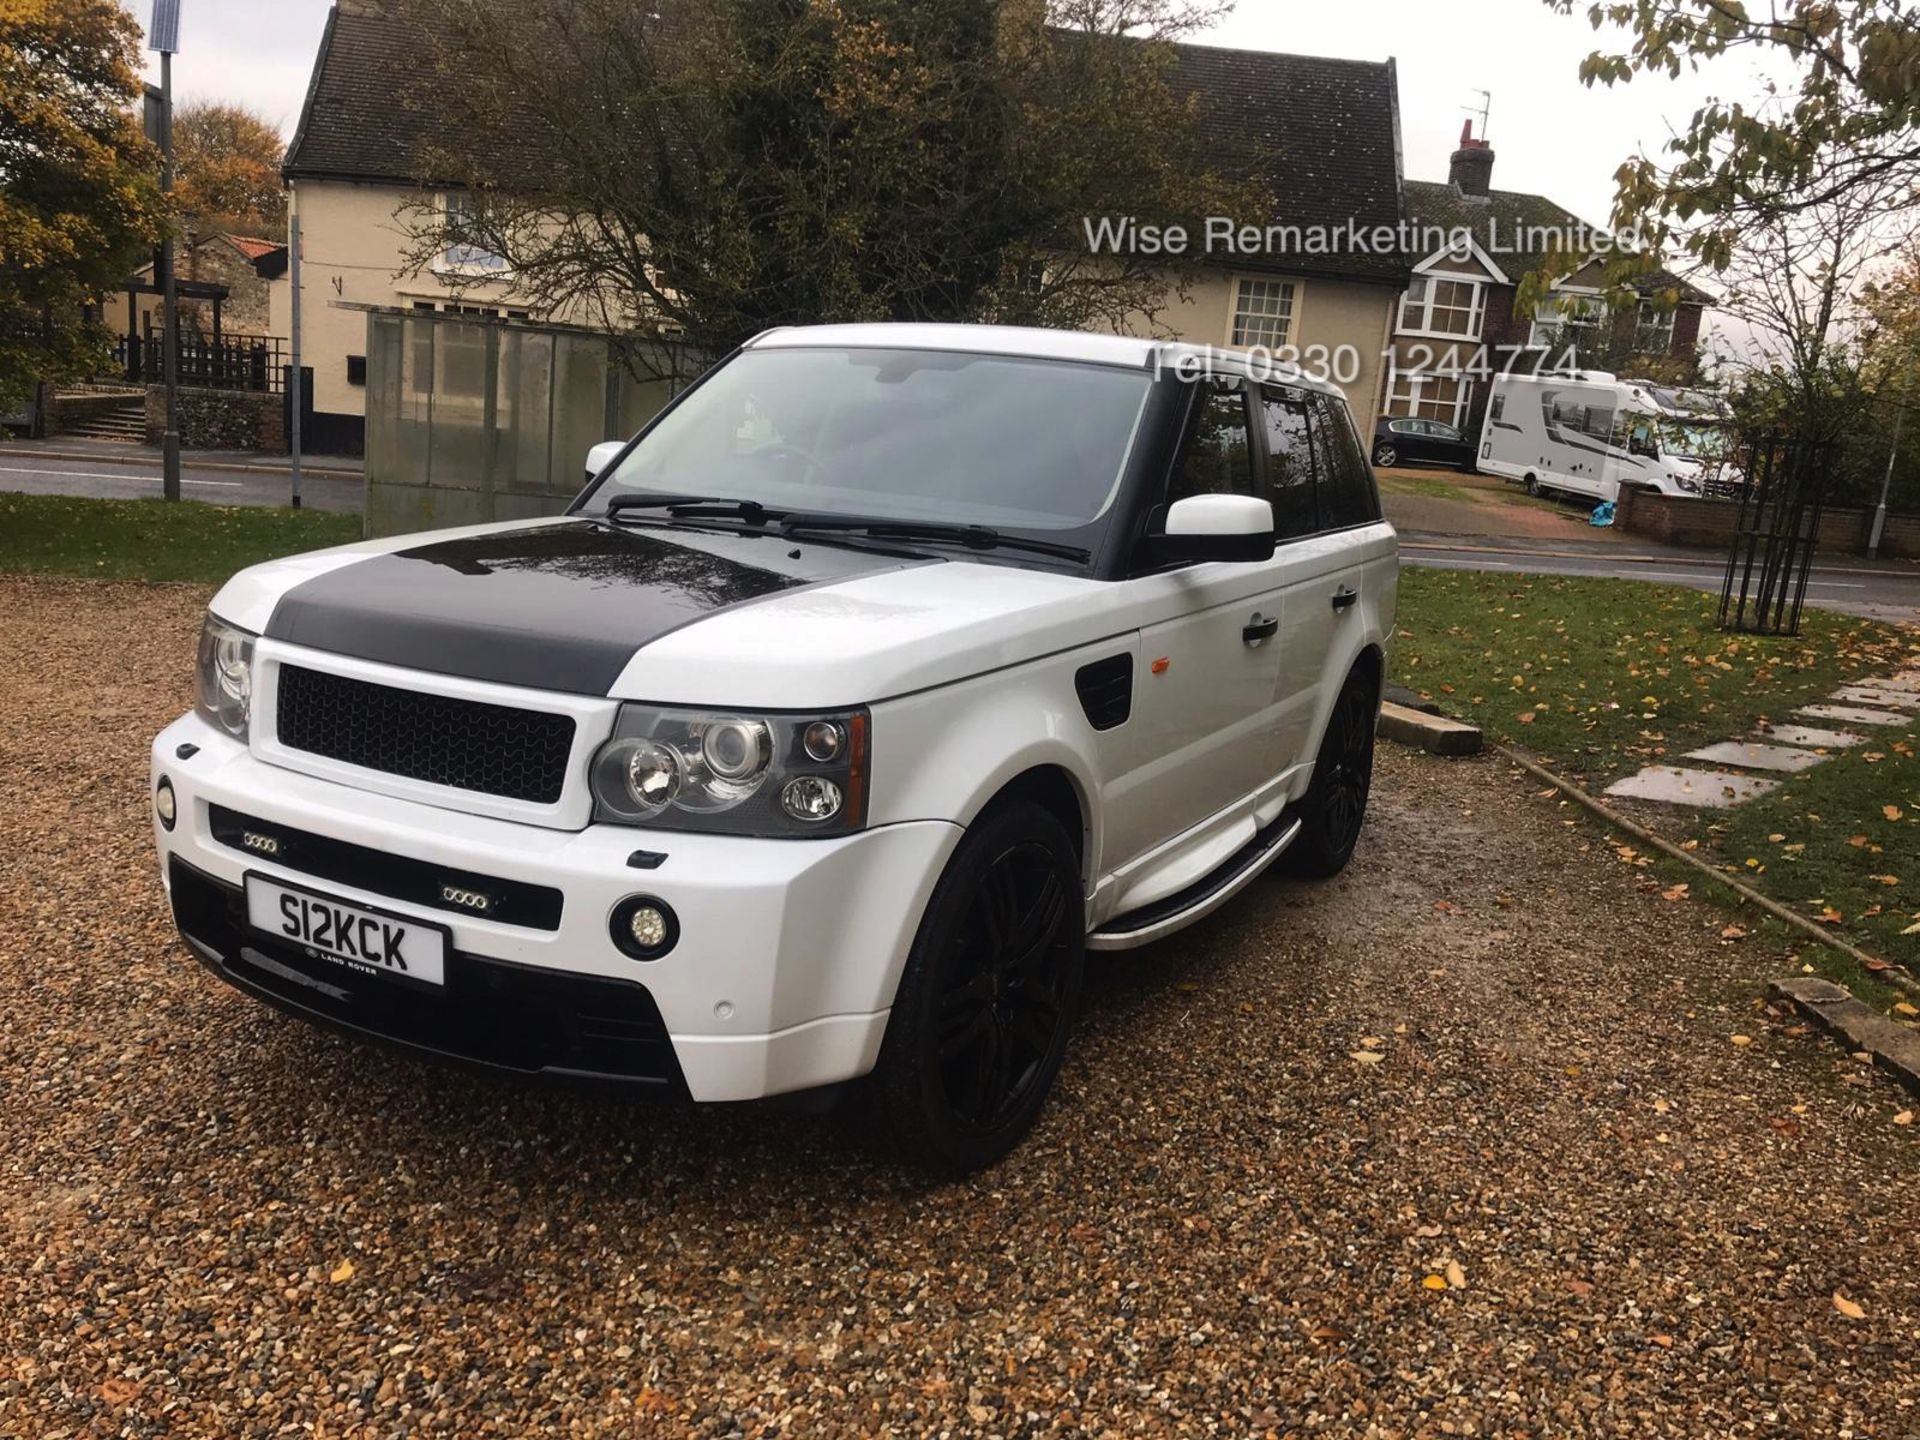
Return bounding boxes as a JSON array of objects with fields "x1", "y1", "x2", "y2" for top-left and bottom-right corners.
[
  {"x1": 602, "y1": 493, "x2": 788, "y2": 525},
  {"x1": 777, "y1": 514, "x2": 1089, "y2": 563}
]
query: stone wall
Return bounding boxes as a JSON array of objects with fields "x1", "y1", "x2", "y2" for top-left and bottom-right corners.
[
  {"x1": 1616, "y1": 486, "x2": 1920, "y2": 560},
  {"x1": 144, "y1": 386, "x2": 286, "y2": 452}
]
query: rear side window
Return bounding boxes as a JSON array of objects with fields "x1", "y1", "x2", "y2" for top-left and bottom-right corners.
[
  {"x1": 1258, "y1": 386, "x2": 1319, "y2": 539},
  {"x1": 1170, "y1": 382, "x2": 1257, "y2": 502},
  {"x1": 1308, "y1": 393, "x2": 1382, "y2": 530}
]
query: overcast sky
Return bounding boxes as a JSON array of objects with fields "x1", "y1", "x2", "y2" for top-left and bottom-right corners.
[{"x1": 122, "y1": 0, "x2": 1770, "y2": 230}]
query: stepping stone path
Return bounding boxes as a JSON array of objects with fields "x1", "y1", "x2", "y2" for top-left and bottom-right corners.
[{"x1": 1605, "y1": 670, "x2": 1919, "y2": 810}]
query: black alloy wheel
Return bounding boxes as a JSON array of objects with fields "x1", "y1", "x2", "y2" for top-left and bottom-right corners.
[
  {"x1": 1284, "y1": 669, "x2": 1378, "y2": 878},
  {"x1": 872, "y1": 801, "x2": 1084, "y2": 1174}
]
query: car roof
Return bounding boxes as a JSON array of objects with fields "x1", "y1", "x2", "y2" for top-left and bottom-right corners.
[{"x1": 744, "y1": 323, "x2": 1347, "y2": 398}]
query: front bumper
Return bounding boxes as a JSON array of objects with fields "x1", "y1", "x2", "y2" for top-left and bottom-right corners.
[{"x1": 152, "y1": 713, "x2": 959, "y2": 1101}]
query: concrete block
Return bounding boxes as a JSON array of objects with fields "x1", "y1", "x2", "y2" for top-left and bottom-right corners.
[
  {"x1": 1376, "y1": 701, "x2": 1482, "y2": 757},
  {"x1": 1770, "y1": 978, "x2": 1920, "y2": 1099}
]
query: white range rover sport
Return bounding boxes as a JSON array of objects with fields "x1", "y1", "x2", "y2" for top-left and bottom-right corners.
[{"x1": 152, "y1": 323, "x2": 1398, "y2": 1173}]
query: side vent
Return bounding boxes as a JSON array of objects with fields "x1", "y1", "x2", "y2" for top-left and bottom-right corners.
[{"x1": 1074, "y1": 654, "x2": 1134, "y2": 731}]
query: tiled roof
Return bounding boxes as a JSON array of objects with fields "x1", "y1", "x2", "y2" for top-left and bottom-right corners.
[
  {"x1": 285, "y1": 9, "x2": 1409, "y2": 285},
  {"x1": 1167, "y1": 44, "x2": 1407, "y2": 284},
  {"x1": 1404, "y1": 179, "x2": 1711, "y2": 304},
  {"x1": 223, "y1": 235, "x2": 284, "y2": 261}
]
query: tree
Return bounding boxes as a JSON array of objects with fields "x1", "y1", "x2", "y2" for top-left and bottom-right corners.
[
  {"x1": 393, "y1": 0, "x2": 1259, "y2": 378},
  {"x1": 173, "y1": 101, "x2": 287, "y2": 233},
  {"x1": 1553, "y1": 0, "x2": 1920, "y2": 272},
  {"x1": 0, "y1": 0, "x2": 166, "y2": 413}
]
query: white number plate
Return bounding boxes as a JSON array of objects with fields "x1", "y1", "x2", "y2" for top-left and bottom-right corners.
[{"x1": 244, "y1": 875, "x2": 447, "y2": 987}]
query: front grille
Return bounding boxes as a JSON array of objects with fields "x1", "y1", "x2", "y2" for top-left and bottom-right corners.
[
  {"x1": 170, "y1": 858, "x2": 681, "y2": 1089},
  {"x1": 275, "y1": 664, "x2": 576, "y2": 804}
]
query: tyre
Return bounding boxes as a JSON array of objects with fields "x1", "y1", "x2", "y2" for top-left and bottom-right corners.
[
  {"x1": 1373, "y1": 443, "x2": 1398, "y2": 468},
  {"x1": 871, "y1": 800, "x2": 1084, "y2": 1175},
  {"x1": 1284, "y1": 667, "x2": 1379, "y2": 879},
  {"x1": 1524, "y1": 472, "x2": 1542, "y2": 497}
]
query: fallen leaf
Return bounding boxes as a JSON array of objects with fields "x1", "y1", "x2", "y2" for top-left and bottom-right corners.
[
  {"x1": 1731, "y1": 1034, "x2": 1754, "y2": 1047},
  {"x1": 1433, "y1": 900, "x2": 1464, "y2": 916},
  {"x1": 1566, "y1": 1278, "x2": 1595, "y2": 1297},
  {"x1": 1650, "y1": 1333, "x2": 1674, "y2": 1348},
  {"x1": 330, "y1": 1259, "x2": 355, "y2": 1284},
  {"x1": 1517, "y1": 711, "x2": 1536, "y2": 724},
  {"x1": 1886, "y1": 806, "x2": 1905, "y2": 822},
  {"x1": 1871, "y1": 875, "x2": 1902, "y2": 887},
  {"x1": 1350, "y1": 1050, "x2": 1384, "y2": 1066},
  {"x1": 1653, "y1": 1097, "x2": 1672, "y2": 1114},
  {"x1": 1894, "y1": 1002, "x2": 1919, "y2": 1018},
  {"x1": 1896, "y1": 1111, "x2": 1914, "y2": 1126},
  {"x1": 1720, "y1": 924, "x2": 1747, "y2": 940},
  {"x1": 1445, "y1": 1260, "x2": 1467, "y2": 1289},
  {"x1": 1849, "y1": 835, "x2": 1871, "y2": 848},
  {"x1": 1422, "y1": 1274, "x2": 1448, "y2": 1291},
  {"x1": 100, "y1": 1379, "x2": 141, "y2": 1405},
  {"x1": 1833, "y1": 1292, "x2": 1867, "y2": 1320},
  {"x1": 1414, "y1": 1223, "x2": 1443, "y2": 1238},
  {"x1": 1865, "y1": 958, "x2": 1892, "y2": 971}
]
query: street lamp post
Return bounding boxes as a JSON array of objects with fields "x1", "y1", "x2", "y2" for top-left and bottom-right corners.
[{"x1": 150, "y1": 0, "x2": 182, "y2": 502}]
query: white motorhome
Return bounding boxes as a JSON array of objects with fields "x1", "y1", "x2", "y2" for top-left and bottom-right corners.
[{"x1": 1478, "y1": 372, "x2": 1732, "y2": 503}]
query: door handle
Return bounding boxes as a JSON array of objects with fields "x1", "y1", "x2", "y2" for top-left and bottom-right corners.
[
  {"x1": 1330, "y1": 587, "x2": 1359, "y2": 612},
  {"x1": 1242, "y1": 613, "x2": 1279, "y2": 646}
]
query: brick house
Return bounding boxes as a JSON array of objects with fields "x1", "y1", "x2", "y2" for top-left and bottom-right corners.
[{"x1": 1379, "y1": 122, "x2": 1711, "y2": 436}]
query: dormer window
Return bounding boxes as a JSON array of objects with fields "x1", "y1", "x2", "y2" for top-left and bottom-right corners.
[{"x1": 1397, "y1": 274, "x2": 1483, "y2": 340}]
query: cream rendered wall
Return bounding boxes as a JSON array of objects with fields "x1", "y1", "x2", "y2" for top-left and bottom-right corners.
[
  {"x1": 283, "y1": 179, "x2": 531, "y2": 417},
  {"x1": 1148, "y1": 270, "x2": 1395, "y2": 436}
]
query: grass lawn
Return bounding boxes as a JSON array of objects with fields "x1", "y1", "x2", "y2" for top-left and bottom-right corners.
[
  {"x1": 1394, "y1": 567, "x2": 1920, "y2": 961},
  {"x1": 1376, "y1": 472, "x2": 1472, "y2": 504},
  {"x1": 0, "y1": 493, "x2": 361, "y2": 583}
]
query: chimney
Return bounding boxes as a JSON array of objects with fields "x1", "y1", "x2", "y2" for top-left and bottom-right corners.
[{"x1": 1449, "y1": 119, "x2": 1495, "y2": 198}]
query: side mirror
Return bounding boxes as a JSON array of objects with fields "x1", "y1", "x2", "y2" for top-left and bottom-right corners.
[
  {"x1": 585, "y1": 439, "x2": 627, "y2": 481},
  {"x1": 1149, "y1": 494, "x2": 1275, "y2": 563}
]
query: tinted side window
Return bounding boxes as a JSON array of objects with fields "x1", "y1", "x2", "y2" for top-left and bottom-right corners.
[
  {"x1": 1259, "y1": 385, "x2": 1319, "y2": 539},
  {"x1": 1308, "y1": 393, "x2": 1382, "y2": 529},
  {"x1": 1170, "y1": 382, "x2": 1257, "y2": 502}
]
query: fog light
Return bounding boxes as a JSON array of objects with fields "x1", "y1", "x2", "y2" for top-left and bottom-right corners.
[
  {"x1": 155, "y1": 777, "x2": 177, "y2": 831},
  {"x1": 610, "y1": 895, "x2": 678, "y2": 961},
  {"x1": 781, "y1": 775, "x2": 843, "y2": 822}
]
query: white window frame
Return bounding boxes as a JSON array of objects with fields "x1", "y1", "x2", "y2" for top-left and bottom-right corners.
[
  {"x1": 435, "y1": 191, "x2": 512, "y2": 278},
  {"x1": 1228, "y1": 276, "x2": 1296, "y2": 349},
  {"x1": 1634, "y1": 300, "x2": 1676, "y2": 353},
  {"x1": 1385, "y1": 371, "x2": 1473, "y2": 428},
  {"x1": 1397, "y1": 272, "x2": 1487, "y2": 341},
  {"x1": 1528, "y1": 287, "x2": 1606, "y2": 349}
]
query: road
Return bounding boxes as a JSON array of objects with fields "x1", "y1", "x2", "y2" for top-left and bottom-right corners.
[
  {"x1": 0, "y1": 449, "x2": 362, "y2": 513},
  {"x1": 1404, "y1": 533, "x2": 1920, "y2": 625}
]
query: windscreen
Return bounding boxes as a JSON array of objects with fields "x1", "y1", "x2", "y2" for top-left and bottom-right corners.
[{"x1": 593, "y1": 347, "x2": 1152, "y2": 530}]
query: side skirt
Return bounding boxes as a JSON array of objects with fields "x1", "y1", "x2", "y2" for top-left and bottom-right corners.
[{"x1": 1087, "y1": 811, "x2": 1302, "y2": 951}]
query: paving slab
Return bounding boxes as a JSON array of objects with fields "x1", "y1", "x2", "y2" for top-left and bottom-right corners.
[
  {"x1": 1684, "y1": 740, "x2": 1830, "y2": 773},
  {"x1": 1865, "y1": 672, "x2": 1920, "y2": 692},
  {"x1": 1795, "y1": 704, "x2": 1916, "y2": 727},
  {"x1": 1833, "y1": 686, "x2": 1920, "y2": 710},
  {"x1": 1603, "y1": 765, "x2": 1779, "y2": 808},
  {"x1": 1753, "y1": 722, "x2": 1867, "y2": 749}
]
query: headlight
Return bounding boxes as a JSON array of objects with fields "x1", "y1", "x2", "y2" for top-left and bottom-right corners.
[
  {"x1": 195, "y1": 613, "x2": 256, "y2": 739},
  {"x1": 1677, "y1": 476, "x2": 1701, "y2": 494},
  {"x1": 590, "y1": 705, "x2": 868, "y2": 837}
]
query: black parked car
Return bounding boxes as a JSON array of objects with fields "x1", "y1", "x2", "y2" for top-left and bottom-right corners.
[{"x1": 1371, "y1": 416, "x2": 1474, "y2": 470}]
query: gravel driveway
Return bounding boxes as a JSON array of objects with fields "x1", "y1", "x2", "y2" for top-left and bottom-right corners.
[{"x1": 4, "y1": 575, "x2": 1917, "y2": 1438}]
